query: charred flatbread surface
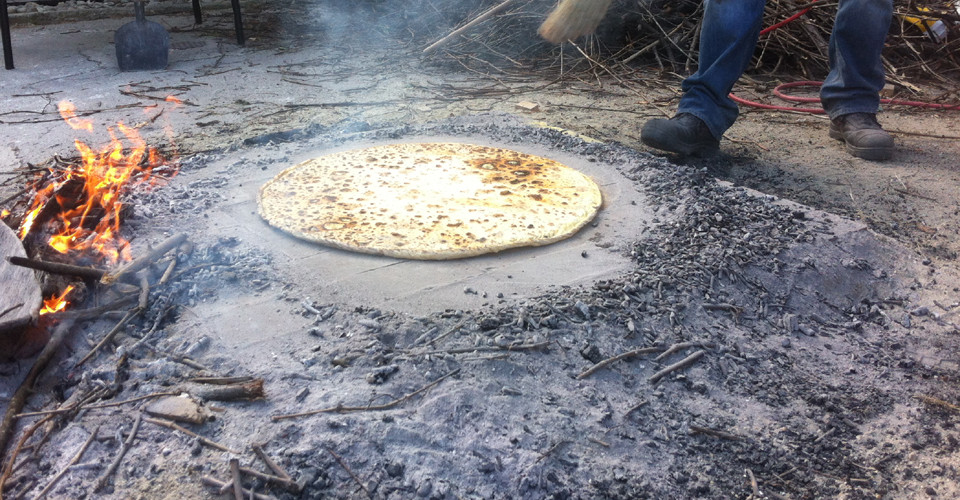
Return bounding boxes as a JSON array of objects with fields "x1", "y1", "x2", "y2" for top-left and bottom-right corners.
[{"x1": 257, "y1": 143, "x2": 602, "y2": 260}]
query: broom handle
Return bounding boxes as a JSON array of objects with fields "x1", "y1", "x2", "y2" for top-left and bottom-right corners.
[{"x1": 423, "y1": 0, "x2": 517, "y2": 54}]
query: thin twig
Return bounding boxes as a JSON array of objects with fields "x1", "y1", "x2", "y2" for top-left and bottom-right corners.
[
  {"x1": 325, "y1": 447, "x2": 372, "y2": 499},
  {"x1": 101, "y1": 233, "x2": 188, "y2": 285},
  {"x1": 238, "y1": 466, "x2": 303, "y2": 493},
  {"x1": 649, "y1": 350, "x2": 707, "y2": 383},
  {"x1": 576, "y1": 346, "x2": 662, "y2": 379},
  {"x1": 201, "y1": 476, "x2": 278, "y2": 500},
  {"x1": 272, "y1": 369, "x2": 460, "y2": 421},
  {"x1": 0, "y1": 318, "x2": 75, "y2": 483},
  {"x1": 654, "y1": 341, "x2": 713, "y2": 361},
  {"x1": 423, "y1": 0, "x2": 517, "y2": 54},
  {"x1": 252, "y1": 444, "x2": 292, "y2": 481},
  {"x1": 15, "y1": 391, "x2": 179, "y2": 418},
  {"x1": 34, "y1": 425, "x2": 99, "y2": 499},
  {"x1": 94, "y1": 414, "x2": 142, "y2": 492},
  {"x1": 144, "y1": 417, "x2": 240, "y2": 454},
  {"x1": 75, "y1": 308, "x2": 140, "y2": 368}
]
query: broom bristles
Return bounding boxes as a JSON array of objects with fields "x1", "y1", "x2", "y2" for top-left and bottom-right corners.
[{"x1": 538, "y1": 0, "x2": 614, "y2": 44}]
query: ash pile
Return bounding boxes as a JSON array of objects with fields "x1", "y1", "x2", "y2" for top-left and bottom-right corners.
[{"x1": 1, "y1": 117, "x2": 959, "y2": 499}]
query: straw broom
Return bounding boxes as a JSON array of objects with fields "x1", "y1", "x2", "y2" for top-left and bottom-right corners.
[{"x1": 538, "y1": 0, "x2": 614, "y2": 43}]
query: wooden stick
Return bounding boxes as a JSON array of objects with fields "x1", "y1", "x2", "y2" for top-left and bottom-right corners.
[
  {"x1": 15, "y1": 391, "x2": 180, "y2": 418},
  {"x1": 0, "y1": 318, "x2": 75, "y2": 473},
  {"x1": 144, "y1": 417, "x2": 240, "y2": 454},
  {"x1": 649, "y1": 350, "x2": 707, "y2": 383},
  {"x1": 94, "y1": 414, "x2": 142, "y2": 492},
  {"x1": 201, "y1": 476, "x2": 278, "y2": 500},
  {"x1": 230, "y1": 458, "x2": 244, "y2": 500},
  {"x1": 192, "y1": 379, "x2": 265, "y2": 401},
  {"x1": 34, "y1": 425, "x2": 99, "y2": 499},
  {"x1": 0, "y1": 414, "x2": 55, "y2": 493},
  {"x1": 326, "y1": 447, "x2": 371, "y2": 499},
  {"x1": 101, "y1": 233, "x2": 188, "y2": 285},
  {"x1": 272, "y1": 369, "x2": 460, "y2": 421},
  {"x1": 654, "y1": 341, "x2": 713, "y2": 361},
  {"x1": 74, "y1": 308, "x2": 140, "y2": 368},
  {"x1": 238, "y1": 466, "x2": 302, "y2": 493},
  {"x1": 423, "y1": 0, "x2": 517, "y2": 54},
  {"x1": 6, "y1": 256, "x2": 106, "y2": 281},
  {"x1": 252, "y1": 444, "x2": 292, "y2": 481},
  {"x1": 576, "y1": 346, "x2": 662, "y2": 379},
  {"x1": 190, "y1": 376, "x2": 255, "y2": 385}
]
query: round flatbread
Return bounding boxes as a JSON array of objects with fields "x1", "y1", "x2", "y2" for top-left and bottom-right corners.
[{"x1": 257, "y1": 142, "x2": 602, "y2": 260}]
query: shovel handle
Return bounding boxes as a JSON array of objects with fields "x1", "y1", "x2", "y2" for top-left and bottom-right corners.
[{"x1": 134, "y1": 1, "x2": 146, "y2": 23}]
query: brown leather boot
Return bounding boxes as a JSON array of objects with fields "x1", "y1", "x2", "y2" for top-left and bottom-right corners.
[{"x1": 829, "y1": 112, "x2": 894, "y2": 161}]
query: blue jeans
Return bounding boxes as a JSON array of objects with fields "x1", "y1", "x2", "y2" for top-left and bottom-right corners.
[{"x1": 677, "y1": 0, "x2": 893, "y2": 139}]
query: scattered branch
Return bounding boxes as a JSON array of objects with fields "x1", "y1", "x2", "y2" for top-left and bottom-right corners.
[
  {"x1": 576, "y1": 346, "x2": 662, "y2": 379},
  {"x1": 94, "y1": 414, "x2": 142, "y2": 492},
  {"x1": 649, "y1": 350, "x2": 707, "y2": 383},
  {"x1": 144, "y1": 417, "x2": 240, "y2": 454},
  {"x1": 272, "y1": 369, "x2": 460, "y2": 421},
  {"x1": 325, "y1": 447, "x2": 372, "y2": 499}
]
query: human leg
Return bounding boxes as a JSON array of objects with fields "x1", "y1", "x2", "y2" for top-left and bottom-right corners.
[
  {"x1": 821, "y1": 0, "x2": 895, "y2": 160},
  {"x1": 642, "y1": 0, "x2": 766, "y2": 155}
]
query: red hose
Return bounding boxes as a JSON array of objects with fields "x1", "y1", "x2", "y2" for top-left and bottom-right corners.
[
  {"x1": 733, "y1": 5, "x2": 960, "y2": 113},
  {"x1": 730, "y1": 81, "x2": 960, "y2": 114}
]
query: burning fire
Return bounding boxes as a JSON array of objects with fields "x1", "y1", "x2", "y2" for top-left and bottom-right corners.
[
  {"x1": 17, "y1": 100, "x2": 179, "y2": 264},
  {"x1": 40, "y1": 284, "x2": 75, "y2": 315},
  {"x1": 10, "y1": 98, "x2": 181, "y2": 315}
]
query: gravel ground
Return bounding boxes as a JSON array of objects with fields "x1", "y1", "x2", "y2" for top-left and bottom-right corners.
[{"x1": 2, "y1": 1, "x2": 960, "y2": 499}]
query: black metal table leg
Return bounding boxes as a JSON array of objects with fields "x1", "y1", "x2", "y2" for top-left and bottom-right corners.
[
  {"x1": 1, "y1": 0, "x2": 14, "y2": 69},
  {"x1": 191, "y1": 0, "x2": 202, "y2": 24},
  {"x1": 231, "y1": 0, "x2": 244, "y2": 46}
]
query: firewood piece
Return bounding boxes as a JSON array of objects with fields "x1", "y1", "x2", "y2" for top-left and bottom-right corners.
[
  {"x1": 229, "y1": 458, "x2": 244, "y2": 500},
  {"x1": 101, "y1": 233, "x2": 188, "y2": 285},
  {"x1": 191, "y1": 379, "x2": 265, "y2": 401},
  {"x1": 6, "y1": 256, "x2": 107, "y2": 281}
]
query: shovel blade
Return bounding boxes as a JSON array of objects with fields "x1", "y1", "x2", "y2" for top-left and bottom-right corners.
[{"x1": 115, "y1": 18, "x2": 170, "y2": 71}]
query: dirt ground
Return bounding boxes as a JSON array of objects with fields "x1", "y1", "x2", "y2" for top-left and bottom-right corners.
[{"x1": 2, "y1": 1, "x2": 960, "y2": 499}]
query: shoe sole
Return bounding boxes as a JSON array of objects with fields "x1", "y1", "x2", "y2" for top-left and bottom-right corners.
[
  {"x1": 829, "y1": 127, "x2": 892, "y2": 161},
  {"x1": 641, "y1": 136, "x2": 719, "y2": 157}
]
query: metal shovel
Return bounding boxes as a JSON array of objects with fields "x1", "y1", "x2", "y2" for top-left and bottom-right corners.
[{"x1": 115, "y1": 0, "x2": 170, "y2": 71}]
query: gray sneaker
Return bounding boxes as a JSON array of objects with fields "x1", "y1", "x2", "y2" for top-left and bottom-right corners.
[
  {"x1": 829, "y1": 112, "x2": 894, "y2": 161},
  {"x1": 641, "y1": 113, "x2": 720, "y2": 157}
]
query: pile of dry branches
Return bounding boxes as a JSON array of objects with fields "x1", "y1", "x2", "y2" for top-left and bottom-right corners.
[{"x1": 407, "y1": 0, "x2": 960, "y2": 86}]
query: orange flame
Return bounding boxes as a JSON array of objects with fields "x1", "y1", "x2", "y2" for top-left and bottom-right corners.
[
  {"x1": 16, "y1": 99, "x2": 180, "y2": 265},
  {"x1": 57, "y1": 101, "x2": 94, "y2": 133},
  {"x1": 40, "y1": 284, "x2": 75, "y2": 315}
]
